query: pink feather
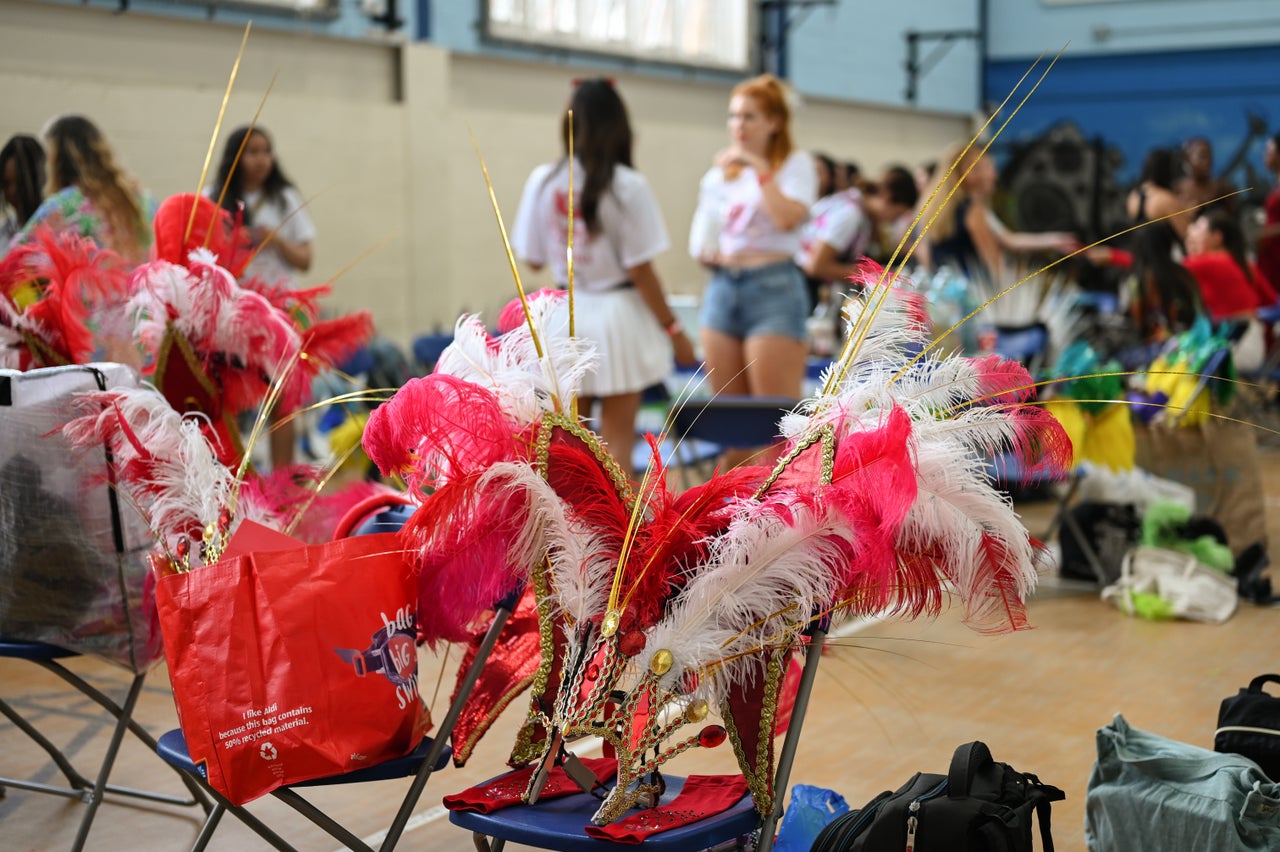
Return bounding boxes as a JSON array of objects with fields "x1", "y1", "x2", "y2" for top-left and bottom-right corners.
[
  {"x1": 364, "y1": 374, "x2": 524, "y2": 497},
  {"x1": 496, "y1": 288, "x2": 565, "y2": 334}
]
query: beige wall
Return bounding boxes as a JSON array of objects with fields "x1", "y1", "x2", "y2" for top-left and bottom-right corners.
[{"x1": 1, "y1": 1, "x2": 969, "y2": 349}]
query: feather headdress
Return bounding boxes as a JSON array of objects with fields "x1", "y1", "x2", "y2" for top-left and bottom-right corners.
[
  {"x1": 366, "y1": 258, "x2": 1069, "y2": 826},
  {"x1": 0, "y1": 225, "x2": 132, "y2": 369},
  {"x1": 130, "y1": 230, "x2": 373, "y2": 464}
]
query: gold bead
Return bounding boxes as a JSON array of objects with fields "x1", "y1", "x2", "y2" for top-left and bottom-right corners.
[
  {"x1": 649, "y1": 649, "x2": 673, "y2": 676},
  {"x1": 685, "y1": 700, "x2": 708, "y2": 722},
  {"x1": 600, "y1": 610, "x2": 621, "y2": 637}
]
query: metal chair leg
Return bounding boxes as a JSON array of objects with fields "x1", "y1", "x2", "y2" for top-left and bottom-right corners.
[
  {"x1": 70, "y1": 672, "x2": 144, "y2": 852},
  {"x1": 0, "y1": 695, "x2": 94, "y2": 794},
  {"x1": 380, "y1": 605, "x2": 514, "y2": 850},
  {"x1": 35, "y1": 659, "x2": 210, "y2": 809}
]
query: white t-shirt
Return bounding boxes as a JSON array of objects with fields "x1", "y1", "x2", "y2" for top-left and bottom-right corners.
[
  {"x1": 204, "y1": 185, "x2": 315, "y2": 289},
  {"x1": 795, "y1": 188, "x2": 870, "y2": 273},
  {"x1": 689, "y1": 149, "x2": 818, "y2": 260},
  {"x1": 511, "y1": 159, "x2": 670, "y2": 292}
]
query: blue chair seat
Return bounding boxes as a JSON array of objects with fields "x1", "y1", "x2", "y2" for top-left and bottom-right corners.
[
  {"x1": 0, "y1": 638, "x2": 78, "y2": 661},
  {"x1": 670, "y1": 396, "x2": 796, "y2": 450},
  {"x1": 632, "y1": 434, "x2": 723, "y2": 477},
  {"x1": 448, "y1": 773, "x2": 758, "y2": 851},
  {"x1": 156, "y1": 728, "x2": 452, "y2": 789},
  {"x1": 412, "y1": 333, "x2": 454, "y2": 370}
]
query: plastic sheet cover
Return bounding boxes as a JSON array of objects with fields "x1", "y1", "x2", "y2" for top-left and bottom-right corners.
[{"x1": 0, "y1": 363, "x2": 162, "y2": 672}]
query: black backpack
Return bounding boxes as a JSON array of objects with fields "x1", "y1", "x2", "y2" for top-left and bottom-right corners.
[{"x1": 810, "y1": 741, "x2": 1064, "y2": 852}]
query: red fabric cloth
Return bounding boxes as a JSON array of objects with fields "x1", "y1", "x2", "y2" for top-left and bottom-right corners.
[
  {"x1": 773, "y1": 655, "x2": 803, "y2": 735},
  {"x1": 582, "y1": 775, "x2": 750, "y2": 844},
  {"x1": 441, "y1": 757, "x2": 617, "y2": 814},
  {"x1": 1184, "y1": 251, "x2": 1277, "y2": 321}
]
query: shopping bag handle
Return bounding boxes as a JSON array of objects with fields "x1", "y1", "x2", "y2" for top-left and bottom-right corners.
[{"x1": 332, "y1": 492, "x2": 414, "y2": 540}]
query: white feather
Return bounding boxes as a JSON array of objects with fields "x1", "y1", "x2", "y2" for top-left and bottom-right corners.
[
  {"x1": 64, "y1": 386, "x2": 236, "y2": 567},
  {"x1": 644, "y1": 495, "x2": 855, "y2": 707},
  {"x1": 435, "y1": 299, "x2": 597, "y2": 425}
]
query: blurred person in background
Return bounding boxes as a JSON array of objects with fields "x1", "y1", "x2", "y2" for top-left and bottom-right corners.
[
  {"x1": 16, "y1": 115, "x2": 154, "y2": 263},
  {"x1": 209, "y1": 124, "x2": 316, "y2": 470},
  {"x1": 1256, "y1": 132, "x2": 1280, "y2": 297},
  {"x1": 1184, "y1": 209, "x2": 1275, "y2": 322},
  {"x1": 924, "y1": 142, "x2": 1078, "y2": 283},
  {"x1": 210, "y1": 125, "x2": 314, "y2": 291},
  {"x1": 1128, "y1": 147, "x2": 1189, "y2": 238},
  {"x1": 865, "y1": 164, "x2": 922, "y2": 265},
  {"x1": 1, "y1": 134, "x2": 45, "y2": 254},
  {"x1": 512, "y1": 78, "x2": 695, "y2": 475},
  {"x1": 689, "y1": 73, "x2": 817, "y2": 463},
  {"x1": 1177, "y1": 136, "x2": 1237, "y2": 216}
]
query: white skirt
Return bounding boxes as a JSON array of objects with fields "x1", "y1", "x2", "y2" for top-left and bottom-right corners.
[{"x1": 572, "y1": 286, "x2": 673, "y2": 397}]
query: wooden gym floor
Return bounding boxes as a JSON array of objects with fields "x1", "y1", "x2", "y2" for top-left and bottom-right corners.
[{"x1": 3, "y1": 470, "x2": 1278, "y2": 851}]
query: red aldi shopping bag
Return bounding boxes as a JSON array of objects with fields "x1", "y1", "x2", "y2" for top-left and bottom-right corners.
[{"x1": 155, "y1": 527, "x2": 426, "y2": 804}]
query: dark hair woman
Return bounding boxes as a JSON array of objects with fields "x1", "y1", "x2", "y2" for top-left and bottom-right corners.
[
  {"x1": 208, "y1": 125, "x2": 314, "y2": 290},
  {"x1": 1128, "y1": 221, "x2": 1204, "y2": 343},
  {"x1": 1, "y1": 134, "x2": 46, "y2": 251},
  {"x1": 511, "y1": 78, "x2": 695, "y2": 476},
  {"x1": 1127, "y1": 146, "x2": 1188, "y2": 238},
  {"x1": 1184, "y1": 209, "x2": 1276, "y2": 322}
]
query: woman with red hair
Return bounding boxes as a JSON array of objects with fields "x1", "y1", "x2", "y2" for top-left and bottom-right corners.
[{"x1": 689, "y1": 74, "x2": 818, "y2": 446}]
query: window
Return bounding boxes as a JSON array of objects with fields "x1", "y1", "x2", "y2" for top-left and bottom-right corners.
[
  {"x1": 169, "y1": 0, "x2": 340, "y2": 13},
  {"x1": 484, "y1": 0, "x2": 752, "y2": 72}
]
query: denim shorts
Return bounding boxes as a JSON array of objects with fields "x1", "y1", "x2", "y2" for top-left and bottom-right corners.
[{"x1": 699, "y1": 261, "x2": 810, "y2": 341}]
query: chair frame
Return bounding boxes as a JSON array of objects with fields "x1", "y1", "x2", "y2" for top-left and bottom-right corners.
[
  {"x1": 0, "y1": 640, "x2": 212, "y2": 852},
  {"x1": 2, "y1": 363, "x2": 213, "y2": 850},
  {"x1": 666, "y1": 394, "x2": 798, "y2": 487}
]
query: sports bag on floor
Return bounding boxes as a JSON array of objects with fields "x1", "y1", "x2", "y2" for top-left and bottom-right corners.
[{"x1": 811, "y1": 741, "x2": 1064, "y2": 851}]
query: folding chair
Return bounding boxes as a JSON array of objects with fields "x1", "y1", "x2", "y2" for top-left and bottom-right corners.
[
  {"x1": 153, "y1": 496, "x2": 519, "y2": 852},
  {"x1": 667, "y1": 395, "x2": 799, "y2": 487},
  {"x1": 449, "y1": 626, "x2": 829, "y2": 852},
  {"x1": 155, "y1": 597, "x2": 515, "y2": 851},
  {"x1": 412, "y1": 333, "x2": 454, "y2": 373},
  {"x1": 1, "y1": 363, "x2": 211, "y2": 849},
  {"x1": 632, "y1": 381, "x2": 724, "y2": 480},
  {"x1": 0, "y1": 640, "x2": 211, "y2": 851}
]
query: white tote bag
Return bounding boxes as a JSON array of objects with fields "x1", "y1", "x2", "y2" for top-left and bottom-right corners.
[{"x1": 1101, "y1": 546, "x2": 1238, "y2": 624}]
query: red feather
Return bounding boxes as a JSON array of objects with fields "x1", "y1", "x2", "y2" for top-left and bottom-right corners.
[
  {"x1": 998, "y1": 404, "x2": 1074, "y2": 482},
  {"x1": 967, "y1": 354, "x2": 1036, "y2": 406},
  {"x1": 151, "y1": 194, "x2": 253, "y2": 275},
  {"x1": 0, "y1": 226, "x2": 131, "y2": 366}
]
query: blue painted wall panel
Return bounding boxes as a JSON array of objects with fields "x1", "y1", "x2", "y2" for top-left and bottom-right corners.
[
  {"x1": 986, "y1": 45, "x2": 1280, "y2": 188},
  {"x1": 987, "y1": 0, "x2": 1280, "y2": 60}
]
